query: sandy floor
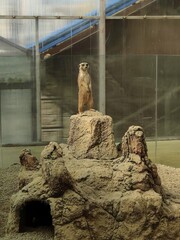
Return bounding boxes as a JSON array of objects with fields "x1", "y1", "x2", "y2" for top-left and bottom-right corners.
[{"x1": 0, "y1": 163, "x2": 180, "y2": 239}]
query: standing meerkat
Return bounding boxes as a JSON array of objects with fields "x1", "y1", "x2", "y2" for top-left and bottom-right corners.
[{"x1": 77, "y1": 62, "x2": 94, "y2": 113}]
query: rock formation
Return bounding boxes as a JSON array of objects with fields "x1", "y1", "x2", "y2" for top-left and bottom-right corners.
[
  {"x1": 6, "y1": 111, "x2": 180, "y2": 240},
  {"x1": 18, "y1": 149, "x2": 40, "y2": 189},
  {"x1": 68, "y1": 110, "x2": 118, "y2": 160},
  {"x1": 19, "y1": 149, "x2": 39, "y2": 171},
  {"x1": 117, "y1": 125, "x2": 162, "y2": 194}
]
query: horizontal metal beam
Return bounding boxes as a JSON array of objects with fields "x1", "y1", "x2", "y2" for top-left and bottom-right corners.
[
  {"x1": 0, "y1": 15, "x2": 180, "y2": 20},
  {"x1": 0, "y1": 15, "x2": 100, "y2": 20},
  {"x1": 106, "y1": 15, "x2": 180, "y2": 20}
]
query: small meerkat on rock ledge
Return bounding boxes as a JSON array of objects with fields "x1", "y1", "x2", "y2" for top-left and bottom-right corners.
[{"x1": 77, "y1": 62, "x2": 94, "y2": 113}]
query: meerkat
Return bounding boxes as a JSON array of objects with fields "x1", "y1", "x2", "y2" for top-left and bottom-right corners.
[{"x1": 77, "y1": 62, "x2": 94, "y2": 113}]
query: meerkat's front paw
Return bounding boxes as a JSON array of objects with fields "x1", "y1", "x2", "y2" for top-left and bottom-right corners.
[{"x1": 78, "y1": 111, "x2": 83, "y2": 115}]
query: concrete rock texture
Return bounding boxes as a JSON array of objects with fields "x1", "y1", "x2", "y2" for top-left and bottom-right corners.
[
  {"x1": 68, "y1": 110, "x2": 118, "y2": 160},
  {"x1": 5, "y1": 112, "x2": 180, "y2": 240}
]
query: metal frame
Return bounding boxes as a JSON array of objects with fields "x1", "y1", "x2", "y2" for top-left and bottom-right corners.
[
  {"x1": 0, "y1": 15, "x2": 100, "y2": 20},
  {"x1": 35, "y1": 18, "x2": 41, "y2": 142},
  {"x1": 1, "y1": 15, "x2": 180, "y2": 20},
  {"x1": 106, "y1": 15, "x2": 180, "y2": 19},
  {"x1": 99, "y1": 0, "x2": 106, "y2": 114}
]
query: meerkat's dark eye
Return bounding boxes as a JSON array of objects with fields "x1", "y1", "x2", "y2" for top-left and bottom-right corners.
[{"x1": 80, "y1": 63, "x2": 88, "y2": 67}]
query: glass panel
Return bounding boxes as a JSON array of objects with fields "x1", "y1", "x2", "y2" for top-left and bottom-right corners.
[
  {"x1": 106, "y1": 18, "x2": 180, "y2": 168},
  {"x1": 157, "y1": 55, "x2": 180, "y2": 138},
  {"x1": 0, "y1": 19, "x2": 35, "y2": 47},
  {"x1": 0, "y1": 19, "x2": 35, "y2": 168},
  {"x1": 106, "y1": 54, "x2": 156, "y2": 140},
  {"x1": 1, "y1": 89, "x2": 32, "y2": 144},
  {"x1": 0, "y1": 0, "x2": 99, "y2": 16},
  {"x1": 106, "y1": 19, "x2": 156, "y2": 140},
  {"x1": 0, "y1": 17, "x2": 100, "y2": 168},
  {"x1": 130, "y1": 0, "x2": 180, "y2": 16},
  {"x1": 105, "y1": 0, "x2": 180, "y2": 17}
]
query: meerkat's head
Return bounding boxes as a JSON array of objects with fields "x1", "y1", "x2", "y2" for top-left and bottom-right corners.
[{"x1": 79, "y1": 62, "x2": 89, "y2": 72}]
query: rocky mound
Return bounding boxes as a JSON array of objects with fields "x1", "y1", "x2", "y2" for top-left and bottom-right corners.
[{"x1": 3, "y1": 111, "x2": 180, "y2": 240}]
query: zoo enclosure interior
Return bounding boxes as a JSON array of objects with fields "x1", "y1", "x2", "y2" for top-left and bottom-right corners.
[{"x1": 0, "y1": 0, "x2": 180, "y2": 168}]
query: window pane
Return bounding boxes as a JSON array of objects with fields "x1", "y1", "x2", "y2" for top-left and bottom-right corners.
[{"x1": 0, "y1": 0, "x2": 99, "y2": 16}]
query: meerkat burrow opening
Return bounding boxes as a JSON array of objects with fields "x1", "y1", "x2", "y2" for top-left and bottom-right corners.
[{"x1": 19, "y1": 200, "x2": 53, "y2": 233}]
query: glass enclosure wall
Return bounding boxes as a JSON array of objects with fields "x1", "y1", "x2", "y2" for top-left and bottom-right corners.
[
  {"x1": 1, "y1": 0, "x2": 180, "y2": 168},
  {"x1": 106, "y1": 18, "x2": 180, "y2": 140},
  {"x1": 0, "y1": 0, "x2": 100, "y2": 167},
  {"x1": 0, "y1": 19, "x2": 35, "y2": 144},
  {"x1": 105, "y1": 0, "x2": 180, "y2": 167}
]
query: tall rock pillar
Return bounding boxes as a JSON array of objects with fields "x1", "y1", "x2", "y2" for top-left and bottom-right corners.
[{"x1": 68, "y1": 110, "x2": 118, "y2": 160}]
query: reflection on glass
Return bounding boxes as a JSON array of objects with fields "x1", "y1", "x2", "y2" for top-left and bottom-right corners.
[
  {"x1": 106, "y1": 55, "x2": 156, "y2": 140},
  {"x1": 157, "y1": 56, "x2": 180, "y2": 138}
]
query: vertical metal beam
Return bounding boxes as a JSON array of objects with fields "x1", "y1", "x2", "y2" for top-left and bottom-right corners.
[
  {"x1": 99, "y1": 0, "x2": 106, "y2": 114},
  {"x1": 35, "y1": 17, "x2": 41, "y2": 142},
  {"x1": 155, "y1": 55, "x2": 158, "y2": 160},
  {"x1": 0, "y1": 91, "x2": 2, "y2": 167}
]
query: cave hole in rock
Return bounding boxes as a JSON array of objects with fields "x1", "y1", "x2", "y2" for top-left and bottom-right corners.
[{"x1": 19, "y1": 200, "x2": 53, "y2": 232}]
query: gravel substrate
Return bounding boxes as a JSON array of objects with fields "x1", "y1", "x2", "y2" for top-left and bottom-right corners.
[
  {"x1": 0, "y1": 163, "x2": 180, "y2": 239},
  {"x1": 157, "y1": 164, "x2": 180, "y2": 201},
  {"x1": 1, "y1": 230, "x2": 54, "y2": 240}
]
